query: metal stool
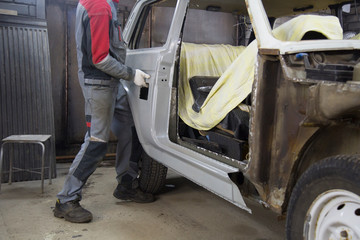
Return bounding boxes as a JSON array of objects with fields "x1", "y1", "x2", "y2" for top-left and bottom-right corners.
[{"x1": 0, "y1": 135, "x2": 52, "y2": 193}]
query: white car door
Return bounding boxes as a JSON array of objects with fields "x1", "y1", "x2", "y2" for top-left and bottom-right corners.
[
  {"x1": 122, "y1": 0, "x2": 188, "y2": 151},
  {"x1": 122, "y1": 0, "x2": 250, "y2": 213}
]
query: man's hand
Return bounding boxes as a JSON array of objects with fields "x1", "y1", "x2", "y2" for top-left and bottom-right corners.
[{"x1": 134, "y1": 69, "x2": 150, "y2": 87}]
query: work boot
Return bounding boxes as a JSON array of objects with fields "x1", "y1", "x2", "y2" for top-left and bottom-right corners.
[
  {"x1": 113, "y1": 185, "x2": 155, "y2": 203},
  {"x1": 53, "y1": 199, "x2": 93, "y2": 223}
]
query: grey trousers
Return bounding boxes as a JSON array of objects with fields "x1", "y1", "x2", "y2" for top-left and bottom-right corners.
[
  {"x1": 57, "y1": 80, "x2": 141, "y2": 203},
  {"x1": 111, "y1": 84, "x2": 142, "y2": 188}
]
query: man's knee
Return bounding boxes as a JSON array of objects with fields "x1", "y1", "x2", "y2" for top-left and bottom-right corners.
[
  {"x1": 89, "y1": 136, "x2": 106, "y2": 142},
  {"x1": 73, "y1": 141, "x2": 108, "y2": 182}
]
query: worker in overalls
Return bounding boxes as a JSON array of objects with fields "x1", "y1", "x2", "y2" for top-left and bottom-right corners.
[{"x1": 54, "y1": 0, "x2": 154, "y2": 223}]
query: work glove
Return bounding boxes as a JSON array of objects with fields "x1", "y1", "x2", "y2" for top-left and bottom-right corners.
[{"x1": 134, "y1": 69, "x2": 150, "y2": 87}]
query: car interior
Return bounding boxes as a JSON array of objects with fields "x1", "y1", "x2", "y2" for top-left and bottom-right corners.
[{"x1": 175, "y1": 0, "x2": 356, "y2": 166}]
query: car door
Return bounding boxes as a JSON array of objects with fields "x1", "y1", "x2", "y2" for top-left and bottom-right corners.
[
  {"x1": 122, "y1": 0, "x2": 188, "y2": 152},
  {"x1": 122, "y1": 0, "x2": 250, "y2": 212}
]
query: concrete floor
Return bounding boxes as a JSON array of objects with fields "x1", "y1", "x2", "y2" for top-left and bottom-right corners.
[{"x1": 0, "y1": 164, "x2": 285, "y2": 240}]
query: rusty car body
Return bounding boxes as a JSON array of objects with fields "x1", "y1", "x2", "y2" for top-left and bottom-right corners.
[{"x1": 123, "y1": 0, "x2": 360, "y2": 238}]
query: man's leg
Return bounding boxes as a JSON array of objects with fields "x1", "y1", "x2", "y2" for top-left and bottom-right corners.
[
  {"x1": 55, "y1": 81, "x2": 119, "y2": 223},
  {"x1": 111, "y1": 83, "x2": 154, "y2": 203}
]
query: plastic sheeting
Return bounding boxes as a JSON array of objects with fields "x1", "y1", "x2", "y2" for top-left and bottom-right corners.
[
  {"x1": 352, "y1": 33, "x2": 360, "y2": 40},
  {"x1": 179, "y1": 15, "x2": 343, "y2": 130}
]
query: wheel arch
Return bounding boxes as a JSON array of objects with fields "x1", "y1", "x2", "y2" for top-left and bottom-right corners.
[
  {"x1": 285, "y1": 154, "x2": 360, "y2": 239},
  {"x1": 283, "y1": 123, "x2": 360, "y2": 213}
]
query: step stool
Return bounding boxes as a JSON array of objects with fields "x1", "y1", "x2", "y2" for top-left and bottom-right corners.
[{"x1": 0, "y1": 135, "x2": 52, "y2": 193}]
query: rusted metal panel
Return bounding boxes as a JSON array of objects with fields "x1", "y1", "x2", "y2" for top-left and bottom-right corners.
[
  {"x1": 0, "y1": 25, "x2": 56, "y2": 182},
  {"x1": 247, "y1": 50, "x2": 360, "y2": 214},
  {"x1": 305, "y1": 82, "x2": 360, "y2": 124},
  {"x1": 246, "y1": 55, "x2": 279, "y2": 195}
]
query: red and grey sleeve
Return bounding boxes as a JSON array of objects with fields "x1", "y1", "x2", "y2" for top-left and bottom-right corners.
[
  {"x1": 88, "y1": 4, "x2": 134, "y2": 81},
  {"x1": 89, "y1": 12, "x2": 111, "y2": 65}
]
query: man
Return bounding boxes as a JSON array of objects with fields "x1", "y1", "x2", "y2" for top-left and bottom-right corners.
[{"x1": 54, "y1": 0, "x2": 153, "y2": 223}]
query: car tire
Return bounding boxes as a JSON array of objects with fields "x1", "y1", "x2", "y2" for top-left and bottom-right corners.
[
  {"x1": 138, "y1": 152, "x2": 168, "y2": 194},
  {"x1": 285, "y1": 155, "x2": 360, "y2": 240}
]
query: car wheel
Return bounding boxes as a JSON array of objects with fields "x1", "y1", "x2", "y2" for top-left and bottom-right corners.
[
  {"x1": 138, "y1": 152, "x2": 168, "y2": 194},
  {"x1": 286, "y1": 155, "x2": 360, "y2": 240}
]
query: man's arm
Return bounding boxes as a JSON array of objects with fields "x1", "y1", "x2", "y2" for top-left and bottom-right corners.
[{"x1": 87, "y1": 7, "x2": 135, "y2": 81}]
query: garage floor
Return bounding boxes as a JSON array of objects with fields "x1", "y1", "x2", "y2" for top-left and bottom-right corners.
[{"x1": 0, "y1": 164, "x2": 285, "y2": 240}]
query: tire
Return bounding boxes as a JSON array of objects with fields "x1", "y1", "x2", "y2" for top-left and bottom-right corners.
[
  {"x1": 138, "y1": 152, "x2": 168, "y2": 194},
  {"x1": 286, "y1": 155, "x2": 360, "y2": 240}
]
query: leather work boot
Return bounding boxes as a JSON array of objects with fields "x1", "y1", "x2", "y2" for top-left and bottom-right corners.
[
  {"x1": 53, "y1": 199, "x2": 93, "y2": 223},
  {"x1": 113, "y1": 185, "x2": 155, "y2": 203}
]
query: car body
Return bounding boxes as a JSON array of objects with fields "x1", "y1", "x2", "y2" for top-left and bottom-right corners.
[{"x1": 122, "y1": 0, "x2": 360, "y2": 238}]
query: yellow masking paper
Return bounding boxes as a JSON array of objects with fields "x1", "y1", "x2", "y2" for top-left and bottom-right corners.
[{"x1": 179, "y1": 15, "x2": 343, "y2": 130}]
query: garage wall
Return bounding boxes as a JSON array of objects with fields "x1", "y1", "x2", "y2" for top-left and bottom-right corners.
[
  {"x1": 182, "y1": 8, "x2": 238, "y2": 45},
  {"x1": 0, "y1": 0, "x2": 45, "y2": 19},
  {"x1": 0, "y1": 0, "x2": 56, "y2": 182},
  {"x1": 343, "y1": 4, "x2": 360, "y2": 35}
]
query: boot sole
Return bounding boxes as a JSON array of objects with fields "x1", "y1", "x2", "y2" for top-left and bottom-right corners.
[
  {"x1": 54, "y1": 209, "x2": 92, "y2": 223},
  {"x1": 113, "y1": 191, "x2": 155, "y2": 203}
]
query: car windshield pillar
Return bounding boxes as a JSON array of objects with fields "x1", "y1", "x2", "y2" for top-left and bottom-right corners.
[{"x1": 246, "y1": 0, "x2": 281, "y2": 50}]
